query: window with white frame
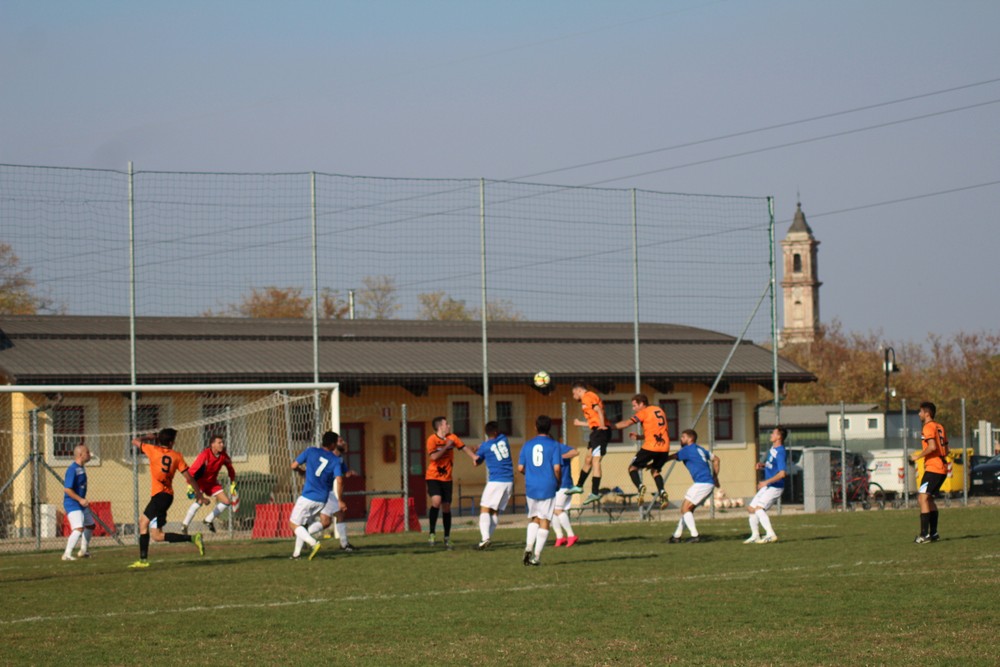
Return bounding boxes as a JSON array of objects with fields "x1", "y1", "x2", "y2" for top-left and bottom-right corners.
[
  {"x1": 200, "y1": 397, "x2": 248, "y2": 460},
  {"x1": 867, "y1": 417, "x2": 879, "y2": 430},
  {"x1": 46, "y1": 398, "x2": 100, "y2": 464},
  {"x1": 124, "y1": 397, "x2": 175, "y2": 461},
  {"x1": 710, "y1": 393, "x2": 746, "y2": 444},
  {"x1": 451, "y1": 400, "x2": 472, "y2": 437}
]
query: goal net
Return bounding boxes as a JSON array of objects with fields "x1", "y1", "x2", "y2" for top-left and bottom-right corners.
[{"x1": 0, "y1": 383, "x2": 338, "y2": 551}]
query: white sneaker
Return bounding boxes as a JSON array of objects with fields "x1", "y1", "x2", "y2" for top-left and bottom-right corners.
[
  {"x1": 61, "y1": 554, "x2": 76, "y2": 561},
  {"x1": 77, "y1": 552, "x2": 91, "y2": 559},
  {"x1": 757, "y1": 535, "x2": 778, "y2": 544},
  {"x1": 743, "y1": 535, "x2": 760, "y2": 544}
]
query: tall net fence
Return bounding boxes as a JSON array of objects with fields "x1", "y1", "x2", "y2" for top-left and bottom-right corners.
[
  {"x1": 1, "y1": 164, "x2": 777, "y2": 552},
  {"x1": 1, "y1": 165, "x2": 773, "y2": 334}
]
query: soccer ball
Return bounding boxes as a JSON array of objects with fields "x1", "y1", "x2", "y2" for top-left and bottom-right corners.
[{"x1": 533, "y1": 371, "x2": 551, "y2": 389}]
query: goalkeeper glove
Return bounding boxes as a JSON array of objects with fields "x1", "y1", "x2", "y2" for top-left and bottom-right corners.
[
  {"x1": 186, "y1": 485, "x2": 196, "y2": 500},
  {"x1": 230, "y1": 481, "x2": 238, "y2": 495}
]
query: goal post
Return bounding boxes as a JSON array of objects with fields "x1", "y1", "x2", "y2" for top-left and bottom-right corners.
[{"x1": 0, "y1": 382, "x2": 339, "y2": 551}]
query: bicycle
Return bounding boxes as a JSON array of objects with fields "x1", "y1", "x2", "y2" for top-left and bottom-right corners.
[{"x1": 832, "y1": 470, "x2": 886, "y2": 510}]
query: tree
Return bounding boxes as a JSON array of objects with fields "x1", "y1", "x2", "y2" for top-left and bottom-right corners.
[
  {"x1": 417, "y1": 291, "x2": 524, "y2": 321},
  {"x1": 355, "y1": 275, "x2": 401, "y2": 319},
  {"x1": 0, "y1": 243, "x2": 58, "y2": 314},
  {"x1": 776, "y1": 319, "x2": 1000, "y2": 435},
  {"x1": 204, "y1": 286, "x2": 349, "y2": 319}
]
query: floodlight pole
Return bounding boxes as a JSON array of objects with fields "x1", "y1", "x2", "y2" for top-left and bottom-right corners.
[
  {"x1": 479, "y1": 178, "x2": 490, "y2": 425},
  {"x1": 768, "y1": 197, "x2": 780, "y2": 425},
  {"x1": 631, "y1": 188, "x2": 641, "y2": 394},
  {"x1": 128, "y1": 160, "x2": 140, "y2": 543}
]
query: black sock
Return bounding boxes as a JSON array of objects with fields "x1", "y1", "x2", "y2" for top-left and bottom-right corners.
[
  {"x1": 429, "y1": 507, "x2": 439, "y2": 534},
  {"x1": 139, "y1": 533, "x2": 150, "y2": 559},
  {"x1": 920, "y1": 512, "x2": 930, "y2": 536},
  {"x1": 443, "y1": 512, "x2": 452, "y2": 538},
  {"x1": 929, "y1": 510, "x2": 939, "y2": 535},
  {"x1": 576, "y1": 470, "x2": 590, "y2": 488},
  {"x1": 592, "y1": 477, "x2": 602, "y2": 495},
  {"x1": 164, "y1": 532, "x2": 191, "y2": 543},
  {"x1": 654, "y1": 476, "x2": 664, "y2": 493},
  {"x1": 629, "y1": 469, "x2": 642, "y2": 491}
]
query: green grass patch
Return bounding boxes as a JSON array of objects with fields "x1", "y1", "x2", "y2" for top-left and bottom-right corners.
[{"x1": 3, "y1": 507, "x2": 999, "y2": 666}]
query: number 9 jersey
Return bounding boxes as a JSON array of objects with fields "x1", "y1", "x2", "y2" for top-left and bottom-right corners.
[{"x1": 140, "y1": 443, "x2": 189, "y2": 496}]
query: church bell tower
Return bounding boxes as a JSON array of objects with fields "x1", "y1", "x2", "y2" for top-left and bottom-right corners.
[{"x1": 780, "y1": 202, "x2": 821, "y2": 346}]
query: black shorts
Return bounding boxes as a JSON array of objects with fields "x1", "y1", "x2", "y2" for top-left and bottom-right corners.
[
  {"x1": 588, "y1": 428, "x2": 611, "y2": 456},
  {"x1": 426, "y1": 479, "x2": 454, "y2": 504},
  {"x1": 143, "y1": 491, "x2": 174, "y2": 528},
  {"x1": 630, "y1": 449, "x2": 670, "y2": 472},
  {"x1": 919, "y1": 471, "x2": 947, "y2": 495}
]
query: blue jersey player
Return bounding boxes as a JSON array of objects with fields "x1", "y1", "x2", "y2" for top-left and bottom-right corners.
[
  {"x1": 551, "y1": 441, "x2": 580, "y2": 548},
  {"x1": 289, "y1": 431, "x2": 342, "y2": 560},
  {"x1": 473, "y1": 421, "x2": 515, "y2": 550},
  {"x1": 517, "y1": 415, "x2": 562, "y2": 566},
  {"x1": 667, "y1": 429, "x2": 720, "y2": 543},
  {"x1": 745, "y1": 426, "x2": 788, "y2": 544},
  {"x1": 62, "y1": 444, "x2": 95, "y2": 561}
]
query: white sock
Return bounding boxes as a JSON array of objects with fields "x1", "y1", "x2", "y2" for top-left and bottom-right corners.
[
  {"x1": 79, "y1": 527, "x2": 93, "y2": 554},
  {"x1": 551, "y1": 514, "x2": 565, "y2": 539},
  {"x1": 683, "y1": 511, "x2": 698, "y2": 537},
  {"x1": 756, "y1": 509, "x2": 775, "y2": 537},
  {"x1": 182, "y1": 502, "x2": 200, "y2": 527},
  {"x1": 479, "y1": 513, "x2": 492, "y2": 542},
  {"x1": 526, "y1": 522, "x2": 539, "y2": 550},
  {"x1": 489, "y1": 514, "x2": 498, "y2": 538},
  {"x1": 307, "y1": 521, "x2": 323, "y2": 537},
  {"x1": 335, "y1": 521, "x2": 348, "y2": 548},
  {"x1": 558, "y1": 512, "x2": 575, "y2": 538},
  {"x1": 748, "y1": 512, "x2": 760, "y2": 538},
  {"x1": 673, "y1": 516, "x2": 686, "y2": 539},
  {"x1": 293, "y1": 535, "x2": 304, "y2": 557},
  {"x1": 294, "y1": 525, "x2": 317, "y2": 553},
  {"x1": 534, "y1": 528, "x2": 549, "y2": 558},
  {"x1": 64, "y1": 530, "x2": 82, "y2": 557},
  {"x1": 207, "y1": 502, "x2": 227, "y2": 522}
]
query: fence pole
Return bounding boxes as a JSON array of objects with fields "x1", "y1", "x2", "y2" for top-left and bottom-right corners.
[
  {"x1": 901, "y1": 398, "x2": 909, "y2": 508},
  {"x1": 479, "y1": 178, "x2": 490, "y2": 426},
  {"x1": 402, "y1": 403, "x2": 410, "y2": 532},
  {"x1": 768, "y1": 197, "x2": 780, "y2": 425},
  {"x1": 631, "y1": 188, "x2": 641, "y2": 394},
  {"x1": 708, "y1": 401, "x2": 716, "y2": 519},
  {"x1": 128, "y1": 161, "x2": 140, "y2": 542},
  {"x1": 310, "y1": 172, "x2": 322, "y2": 440},
  {"x1": 961, "y1": 397, "x2": 968, "y2": 506},
  {"x1": 839, "y1": 401, "x2": 847, "y2": 512},
  {"x1": 31, "y1": 409, "x2": 41, "y2": 551}
]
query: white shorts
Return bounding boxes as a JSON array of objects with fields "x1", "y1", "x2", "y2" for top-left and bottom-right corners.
[
  {"x1": 66, "y1": 508, "x2": 94, "y2": 530},
  {"x1": 553, "y1": 488, "x2": 573, "y2": 512},
  {"x1": 526, "y1": 497, "x2": 555, "y2": 521},
  {"x1": 290, "y1": 497, "x2": 325, "y2": 526},
  {"x1": 321, "y1": 492, "x2": 341, "y2": 517},
  {"x1": 749, "y1": 486, "x2": 783, "y2": 511},
  {"x1": 479, "y1": 481, "x2": 513, "y2": 512},
  {"x1": 684, "y1": 483, "x2": 715, "y2": 507}
]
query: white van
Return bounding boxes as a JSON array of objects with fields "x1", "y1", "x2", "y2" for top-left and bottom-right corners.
[{"x1": 867, "y1": 449, "x2": 917, "y2": 496}]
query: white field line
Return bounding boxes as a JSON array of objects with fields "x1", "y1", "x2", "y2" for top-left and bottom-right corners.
[{"x1": 2, "y1": 559, "x2": 995, "y2": 626}]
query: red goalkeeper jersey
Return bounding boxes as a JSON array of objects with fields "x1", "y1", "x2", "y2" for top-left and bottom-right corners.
[{"x1": 189, "y1": 448, "x2": 236, "y2": 487}]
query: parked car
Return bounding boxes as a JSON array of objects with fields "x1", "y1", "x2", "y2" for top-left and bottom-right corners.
[{"x1": 970, "y1": 455, "x2": 1000, "y2": 495}]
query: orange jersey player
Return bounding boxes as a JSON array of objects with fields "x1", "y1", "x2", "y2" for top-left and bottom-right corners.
[
  {"x1": 128, "y1": 428, "x2": 206, "y2": 568},
  {"x1": 910, "y1": 402, "x2": 949, "y2": 544},
  {"x1": 425, "y1": 416, "x2": 478, "y2": 548},
  {"x1": 568, "y1": 382, "x2": 610, "y2": 505},
  {"x1": 610, "y1": 394, "x2": 672, "y2": 503}
]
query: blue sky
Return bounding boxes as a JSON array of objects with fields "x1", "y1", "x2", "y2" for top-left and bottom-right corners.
[{"x1": 2, "y1": 0, "x2": 998, "y2": 343}]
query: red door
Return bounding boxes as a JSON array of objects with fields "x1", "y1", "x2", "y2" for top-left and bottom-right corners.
[
  {"x1": 406, "y1": 422, "x2": 427, "y2": 516},
  {"x1": 340, "y1": 423, "x2": 367, "y2": 520}
]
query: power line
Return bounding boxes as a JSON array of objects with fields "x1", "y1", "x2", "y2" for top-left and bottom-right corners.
[
  {"x1": 581, "y1": 98, "x2": 1000, "y2": 187},
  {"x1": 509, "y1": 76, "x2": 1000, "y2": 182}
]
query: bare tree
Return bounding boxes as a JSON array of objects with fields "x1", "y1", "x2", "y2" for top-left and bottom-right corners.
[
  {"x1": 356, "y1": 275, "x2": 401, "y2": 319},
  {"x1": 0, "y1": 243, "x2": 59, "y2": 314}
]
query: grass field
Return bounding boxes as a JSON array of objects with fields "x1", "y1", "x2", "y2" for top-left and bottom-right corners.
[{"x1": 3, "y1": 506, "x2": 999, "y2": 666}]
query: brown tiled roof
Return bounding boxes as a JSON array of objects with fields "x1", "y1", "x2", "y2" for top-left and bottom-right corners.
[{"x1": 0, "y1": 315, "x2": 814, "y2": 386}]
